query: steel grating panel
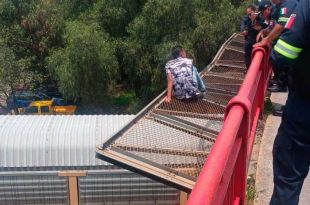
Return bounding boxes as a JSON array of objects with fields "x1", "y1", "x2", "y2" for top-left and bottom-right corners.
[
  {"x1": 228, "y1": 40, "x2": 245, "y2": 48},
  {"x1": 208, "y1": 65, "x2": 246, "y2": 78},
  {"x1": 96, "y1": 33, "x2": 247, "y2": 192},
  {"x1": 203, "y1": 74, "x2": 242, "y2": 94},
  {"x1": 219, "y1": 49, "x2": 244, "y2": 61}
]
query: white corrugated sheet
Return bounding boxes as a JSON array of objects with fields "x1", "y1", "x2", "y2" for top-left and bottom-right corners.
[{"x1": 0, "y1": 115, "x2": 134, "y2": 168}]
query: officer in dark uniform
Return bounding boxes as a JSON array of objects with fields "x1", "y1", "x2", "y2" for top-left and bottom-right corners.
[
  {"x1": 240, "y1": 5, "x2": 264, "y2": 68},
  {"x1": 269, "y1": 0, "x2": 310, "y2": 204},
  {"x1": 254, "y1": 0, "x2": 298, "y2": 93}
]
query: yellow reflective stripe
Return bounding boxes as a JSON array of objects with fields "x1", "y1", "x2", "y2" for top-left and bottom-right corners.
[
  {"x1": 277, "y1": 39, "x2": 302, "y2": 53},
  {"x1": 274, "y1": 44, "x2": 298, "y2": 59},
  {"x1": 278, "y1": 17, "x2": 289, "y2": 22}
]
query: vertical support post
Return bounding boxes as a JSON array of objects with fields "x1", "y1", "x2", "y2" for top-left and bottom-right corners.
[
  {"x1": 68, "y1": 176, "x2": 79, "y2": 205},
  {"x1": 58, "y1": 171, "x2": 87, "y2": 205},
  {"x1": 180, "y1": 191, "x2": 188, "y2": 205}
]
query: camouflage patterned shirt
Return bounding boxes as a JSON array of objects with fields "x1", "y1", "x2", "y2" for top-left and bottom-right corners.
[{"x1": 165, "y1": 57, "x2": 198, "y2": 99}]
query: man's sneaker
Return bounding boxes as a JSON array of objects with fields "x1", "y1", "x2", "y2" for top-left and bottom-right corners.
[
  {"x1": 195, "y1": 91, "x2": 207, "y2": 99},
  {"x1": 272, "y1": 105, "x2": 284, "y2": 117},
  {"x1": 269, "y1": 78, "x2": 278, "y2": 85},
  {"x1": 267, "y1": 84, "x2": 287, "y2": 92}
]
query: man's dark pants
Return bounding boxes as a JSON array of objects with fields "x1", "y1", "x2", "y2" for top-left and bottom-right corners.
[
  {"x1": 270, "y1": 92, "x2": 310, "y2": 205},
  {"x1": 271, "y1": 61, "x2": 289, "y2": 87},
  {"x1": 244, "y1": 39, "x2": 255, "y2": 68}
]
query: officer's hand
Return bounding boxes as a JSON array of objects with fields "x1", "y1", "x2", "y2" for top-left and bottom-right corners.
[
  {"x1": 256, "y1": 31, "x2": 264, "y2": 42},
  {"x1": 253, "y1": 38, "x2": 270, "y2": 48},
  {"x1": 253, "y1": 25, "x2": 262, "y2": 31}
]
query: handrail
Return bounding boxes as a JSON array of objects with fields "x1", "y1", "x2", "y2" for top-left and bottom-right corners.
[{"x1": 187, "y1": 46, "x2": 271, "y2": 205}]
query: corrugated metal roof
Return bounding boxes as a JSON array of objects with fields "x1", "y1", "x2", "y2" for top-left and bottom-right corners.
[{"x1": 0, "y1": 115, "x2": 134, "y2": 168}]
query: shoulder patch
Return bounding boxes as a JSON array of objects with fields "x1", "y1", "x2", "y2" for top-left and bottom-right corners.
[
  {"x1": 285, "y1": 14, "x2": 296, "y2": 29},
  {"x1": 280, "y1": 7, "x2": 287, "y2": 15}
]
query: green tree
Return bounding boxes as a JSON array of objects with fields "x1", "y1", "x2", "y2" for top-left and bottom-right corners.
[
  {"x1": 91, "y1": 0, "x2": 146, "y2": 38},
  {"x1": 0, "y1": 0, "x2": 65, "y2": 87},
  {"x1": 48, "y1": 21, "x2": 118, "y2": 104},
  {"x1": 0, "y1": 39, "x2": 32, "y2": 112}
]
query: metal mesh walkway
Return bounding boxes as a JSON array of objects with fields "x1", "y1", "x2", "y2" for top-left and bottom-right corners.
[{"x1": 96, "y1": 33, "x2": 246, "y2": 192}]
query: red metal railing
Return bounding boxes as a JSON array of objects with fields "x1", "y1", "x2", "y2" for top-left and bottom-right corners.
[{"x1": 187, "y1": 46, "x2": 272, "y2": 205}]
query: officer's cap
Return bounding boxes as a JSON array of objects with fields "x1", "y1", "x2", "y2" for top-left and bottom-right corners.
[{"x1": 258, "y1": 0, "x2": 272, "y2": 11}]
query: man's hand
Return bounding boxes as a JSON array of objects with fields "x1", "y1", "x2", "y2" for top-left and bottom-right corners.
[
  {"x1": 256, "y1": 30, "x2": 265, "y2": 42},
  {"x1": 241, "y1": 30, "x2": 248, "y2": 36},
  {"x1": 253, "y1": 25, "x2": 262, "y2": 31},
  {"x1": 253, "y1": 38, "x2": 270, "y2": 48},
  {"x1": 164, "y1": 96, "x2": 172, "y2": 103}
]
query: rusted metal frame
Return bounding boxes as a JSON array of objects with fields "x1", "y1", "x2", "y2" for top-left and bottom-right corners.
[
  {"x1": 101, "y1": 90, "x2": 167, "y2": 149},
  {"x1": 205, "y1": 87, "x2": 236, "y2": 96},
  {"x1": 206, "y1": 92, "x2": 235, "y2": 101},
  {"x1": 205, "y1": 84, "x2": 239, "y2": 95},
  {"x1": 216, "y1": 59, "x2": 245, "y2": 64},
  {"x1": 102, "y1": 147, "x2": 197, "y2": 181},
  {"x1": 96, "y1": 147, "x2": 195, "y2": 193},
  {"x1": 226, "y1": 46, "x2": 245, "y2": 54},
  {"x1": 205, "y1": 92, "x2": 235, "y2": 104},
  {"x1": 152, "y1": 109, "x2": 224, "y2": 121},
  {"x1": 204, "y1": 33, "x2": 239, "y2": 73},
  {"x1": 202, "y1": 98, "x2": 227, "y2": 108},
  {"x1": 207, "y1": 83, "x2": 242, "y2": 87},
  {"x1": 205, "y1": 72, "x2": 244, "y2": 79},
  {"x1": 186, "y1": 106, "x2": 245, "y2": 204},
  {"x1": 150, "y1": 111, "x2": 219, "y2": 137},
  {"x1": 228, "y1": 40, "x2": 245, "y2": 48},
  {"x1": 229, "y1": 38, "x2": 245, "y2": 44},
  {"x1": 152, "y1": 118, "x2": 216, "y2": 143},
  {"x1": 215, "y1": 62, "x2": 246, "y2": 69},
  {"x1": 205, "y1": 72, "x2": 245, "y2": 80},
  {"x1": 113, "y1": 144, "x2": 210, "y2": 157}
]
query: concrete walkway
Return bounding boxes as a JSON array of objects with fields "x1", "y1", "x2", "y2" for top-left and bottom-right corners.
[{"x1": 254, "y1": 92, "x2": 310, "y2": 205}]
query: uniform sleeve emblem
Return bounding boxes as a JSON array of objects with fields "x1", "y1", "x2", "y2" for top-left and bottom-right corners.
[
  {"x1": 285, "y1": 14, "x2": 296, "y2": 29},
  {"x1": 281, "y1": 7, "x2": 287, "y2": 15}
]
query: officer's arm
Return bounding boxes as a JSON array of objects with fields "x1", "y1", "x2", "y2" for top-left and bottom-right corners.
[
  {"x1": 240, "y1": 16, "x2": 249, "y2": 36},
  {"x1": 240, "y1": 16, "x2": 248, "y2": 31},
  {"x1": 263, "y1": 24, "x2": 284, "y2": 44},
  {"x1": 271, "y1": 0, "x2": 309, "y2": 66},
  {"x1": 264, "y1": 2, "x2": 298, "y2": 44}
]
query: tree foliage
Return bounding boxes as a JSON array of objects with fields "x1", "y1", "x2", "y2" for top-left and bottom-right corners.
[
  {"x1": 48, "y1": 21, "x2": 118, "y2": 103},
  {"x1": 0, "y1": 0, "x2": 245, "y2": 113}
]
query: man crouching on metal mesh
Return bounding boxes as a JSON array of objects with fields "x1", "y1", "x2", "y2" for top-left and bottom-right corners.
[{"x1": 164, "y1": 45, "x2": 206, "y2": 103}]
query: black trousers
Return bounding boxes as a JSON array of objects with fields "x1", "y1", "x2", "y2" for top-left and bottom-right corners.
[
  {"x1": 271, "y1": 61, "x2": 289, "y2": 87},
  {"x1": 244, "y1": 40, "x2": 255, "y2": 68},
  {"x1": 270, "y1": 93, "x2": 310, "y2": 205}
]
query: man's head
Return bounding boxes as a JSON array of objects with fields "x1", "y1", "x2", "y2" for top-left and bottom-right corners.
[
  {"x1": 246, "y1": 4, "x2": 256, "y2": 14},
  {"x1": 171, "y1": 45, "x2": 186, "y2": 59},
  {"x1": 258, "y1": 0, "x2": 272, "y2": 20},
  {"x1": 246, "y1": 4, "x2": 257, "y2": 21}
]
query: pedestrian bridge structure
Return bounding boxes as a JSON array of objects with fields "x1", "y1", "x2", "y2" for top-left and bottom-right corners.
[
  {"x1": 0, "y1": 33, "x2": 270, "y2": 205},
  {"x1": 97, "y1": 33, "x2": 272, "y2": 204}
]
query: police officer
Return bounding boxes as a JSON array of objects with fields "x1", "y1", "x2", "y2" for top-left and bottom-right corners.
[
  {"x1": 269, "y1": 0, "x2": 310, "y2": 204},
  {"x1": 240, "y1": 5, "x2": 263, "y2": 68},
  {"x1": 254, "y1": 0, "x2": 298, "y2": 93}
]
